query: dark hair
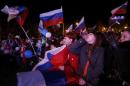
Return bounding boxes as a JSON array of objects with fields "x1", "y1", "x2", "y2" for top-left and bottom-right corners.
[
  {"x1": 87, "y1": 32, "x2": 104, "y2": 56},
  {"x1": 64, "y1": 32, "x2": 77, "y2": 42}
]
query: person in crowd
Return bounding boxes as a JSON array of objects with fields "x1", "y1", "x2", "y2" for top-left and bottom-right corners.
[
  {"x1": 33, "y1": 32, "x2": 80, "y2": 85},
  {"x1": 114, "y1": 30, "x2": 130, "y2": 85},
  {"x1": 36, "y1": 39, "x2": 42, "y2": 56},
  {"x1": 70, "y1": 32, "x2": 104, "y2": 86}
]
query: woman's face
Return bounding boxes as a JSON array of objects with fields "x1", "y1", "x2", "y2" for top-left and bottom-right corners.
[{"x1": 85, "y1": 33, "x2": 96, "y2": 44}]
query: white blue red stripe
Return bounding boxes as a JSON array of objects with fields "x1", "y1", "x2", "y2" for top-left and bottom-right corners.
[
  {"x1": 111, "y1": 2, "x2": 128, "y2": 15},
  {"x1": 40, "y1": 8, "x2": 63, "y2": 27},
  {"x1": 32, "y1": 45, "x2": 67, "y2": 71},
  {"x1": 75, "y1": 17, "x2": 86, "y2": 31}
]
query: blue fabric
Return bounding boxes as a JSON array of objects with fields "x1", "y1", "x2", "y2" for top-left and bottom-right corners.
[
  {"x1": 17, "y1": 70, "x2": 46, "y2": 86},
  {"x1": 36, "y1": 62, "x2": 53, "y2": 71},
  {"x1": 38, "y1": 26, "x2": 48, "y2": 37},
  {"x1": 41, "y1": 70, "x2": 67, "y2": 86},
  {"x1": 47, "y1": 53, "x2": 53, "y2": 60}
]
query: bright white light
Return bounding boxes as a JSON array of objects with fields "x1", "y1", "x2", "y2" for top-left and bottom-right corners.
[
  {"x1": 124, "y1": 26, "x2": 128, "y2": 29},
  {"x1": 115, "y1": 21, "x2": 120, "y2": 24},
  {"x1": 76, "y1": 22, "x2": 78, "y2": 26}
]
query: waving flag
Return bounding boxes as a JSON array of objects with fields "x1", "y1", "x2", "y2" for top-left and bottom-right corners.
[
  {"x1": 38, "y1": 20, "x2": 51, "y2": 38},
  {"x1": 32, "y1": 45, "x2": 69, "y2": 71},
  {"x1": 40, "y1": 8, "x2": 63, "y2": 28},
  {"x1": 16, "y1": 7, "x2": 29, "y2": 26},
  {"x1": 65, "y1": 24, "x2": 73, "y2": 33},
  {"x1": 1, "y1": 5, "x2": 19, "y2": 15},
  {"x1": 1, "y1": 5, "x2": 27, "y2": 22},
  {"x1": 111, "y1": 1, "x2": 128, "y2": 15},
  {"x1": 74, "y1": 17, "x2": 86, "y2": 32}
]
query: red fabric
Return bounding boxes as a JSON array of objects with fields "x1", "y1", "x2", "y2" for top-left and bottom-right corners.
[
  {"x1": 64, "y1": 66, "x2": 79, "y2": 85},
  {"x1": 50, "y1": 47, "x2": 80, "y2": 85},
  {"x1": 20, "y1": 46, "x2": 26, "y2": 64},
  {"x1": 50, "y1": 47, "x2": 69, "y2": 67},
  {"x1": 68, "y1": 53, "x2": 79, "y2": 72},
  {"x1": 17, "y1": 9, "x2": 29, "y2": 26},
  {"x1": 43, "y1": 18, "x2": 63, "y2": 28},
  {"x1": 83, "y1": 60, "x2": 90, "y2": 77},
  {"x1": 64, "y1": 53, "x2": 80, "y2": 85}
]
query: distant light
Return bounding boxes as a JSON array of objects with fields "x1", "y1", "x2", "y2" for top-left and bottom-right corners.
[
  {"x1": 76, "y1": 22, "x2": 79, "y2": 26},
  {"x1": 115, "y1": 21, "x2": 120, "y2": 24},
  {"x1": 124, "y1": 26, "x2": 128, "y2": 29},
  {"x1": 121, "y1": 16, "x2": 125, "y2": 19},
  {"x1": 111, "y1": 16, "x2": 125, "y2": 20}
]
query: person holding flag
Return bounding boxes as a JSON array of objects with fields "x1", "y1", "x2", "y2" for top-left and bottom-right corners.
[{"x1": 33, "y1": 32, "x2": 80, "y2": 85}]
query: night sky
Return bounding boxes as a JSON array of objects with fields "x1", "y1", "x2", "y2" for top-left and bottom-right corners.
[{"x1": 0, "y1": 0, "x2": 127, "y2": 27}]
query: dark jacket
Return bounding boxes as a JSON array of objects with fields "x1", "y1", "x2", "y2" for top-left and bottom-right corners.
[
  {"x1": 69, "y1": 38, "x2": 104, "y2": 86},
  {"x1": 115, "y1": 41, "x2": 130, "y2": 82}
]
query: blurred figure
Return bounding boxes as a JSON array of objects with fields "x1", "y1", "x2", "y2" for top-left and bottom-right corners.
[
  {"x1": 114, "y1": 30, "x2": 130, "y2": 85},
  {"x1": 36, "y1": 40, "x2": 42, "y2": 56}
]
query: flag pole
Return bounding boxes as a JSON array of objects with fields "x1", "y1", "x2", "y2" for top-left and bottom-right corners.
[
  {"x1": 20, "y1": 26, "x2": 37, "y2": 57},
  {"x1": 61, "y1": 6, "x2": 65, "y2": 36},
  {"x1": 62, "y1": 23, "x2": 65, "y2": 36}
]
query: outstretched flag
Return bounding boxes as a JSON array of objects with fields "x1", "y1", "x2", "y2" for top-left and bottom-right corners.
[
  {"x1": 40, "y1": 8, "x2": 63, "y2": 28},
  {"x1": 65, "y1": 24, "x2": 73, "y2": 33},
  {"x1": 74, "y1": 17, "x2": 86, "y2": 32},
  {"x1": 1, "y1": 5, "x2": 28, "y2": 26},
  {"x1": 111, "y1": 1, "x2": 128, "y2": 15}
]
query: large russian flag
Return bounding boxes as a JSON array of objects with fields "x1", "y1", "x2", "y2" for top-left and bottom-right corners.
[
  {"x1": 40, "y1": 8, "x2": 63, "y2": 28},
  {"x1": 74, "y1": 17, "x2": 86, "y2": 32},
  {"x1": 32, "y1": 45, "x2": 69, "y2": 71},
  {"x1": 111, "y1": 1, "x2": 128, "y2": 15}
]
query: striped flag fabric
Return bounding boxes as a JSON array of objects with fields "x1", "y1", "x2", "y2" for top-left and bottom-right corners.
[
  {"x1": 16, "y1": 7, "x2": 29, "y2": 26},
  {"x1": 38, "y1": 20, "x2": 51, "y2": 38},
  {"x1": 111, "y1": 1, "x2": 128, "y2": 15},
  {"x1": 65, "y1": 24, "x2": 73, "y2": 33},
  {"x1": 40, "y1": 8, "x2": 63, "y2": 28},
  {"x1": 32, "y1": 45, "x2": 69, "y2": 71},
  {"x1": 1, "y1": 5, "x2": 27, "y2": 22},
  {"x1": 74, "y1": 17, "x2": 86, "y2": 32}
]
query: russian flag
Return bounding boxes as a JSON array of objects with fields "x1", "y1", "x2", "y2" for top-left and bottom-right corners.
[
  {"x1": 1, "y1": 5, "x2": 27, "y2": 22},
  {"x1": 38, "y1": 20, "x2": 51, "y2": 38},
  {"x1": 16, "y1": 7, "x2": 29, "y2": 26},
  {"x1": 65, "y1": 24, "x2": 73, "y2": 33},
  {"x1": 40, "y1": 8, "x2": 63, "y2": 28},
  {"x1": 32, "y1": 45, "x2": 69, "y2": 71},
  {"x1": 38, "y1": 20, "x2": 46, "y2": 35},
  {"x1": 111, "y1": 1, "x2": 128, "y2": 15},
  {"x1": 74, "y1": 17, "x2": 86, "y2": 32}
]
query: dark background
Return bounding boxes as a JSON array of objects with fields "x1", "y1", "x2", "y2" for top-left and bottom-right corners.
[
  {"x1": 0, "y1": 0, "x2": 127, "y2": 38},
  {"x1": 0, "y1": 0, "x2": 126, "y2": 24}
]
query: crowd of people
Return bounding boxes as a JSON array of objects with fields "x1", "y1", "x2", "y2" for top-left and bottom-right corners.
[{"x1": 0, "y1": 28, "x2": 130, "y2": 86}]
